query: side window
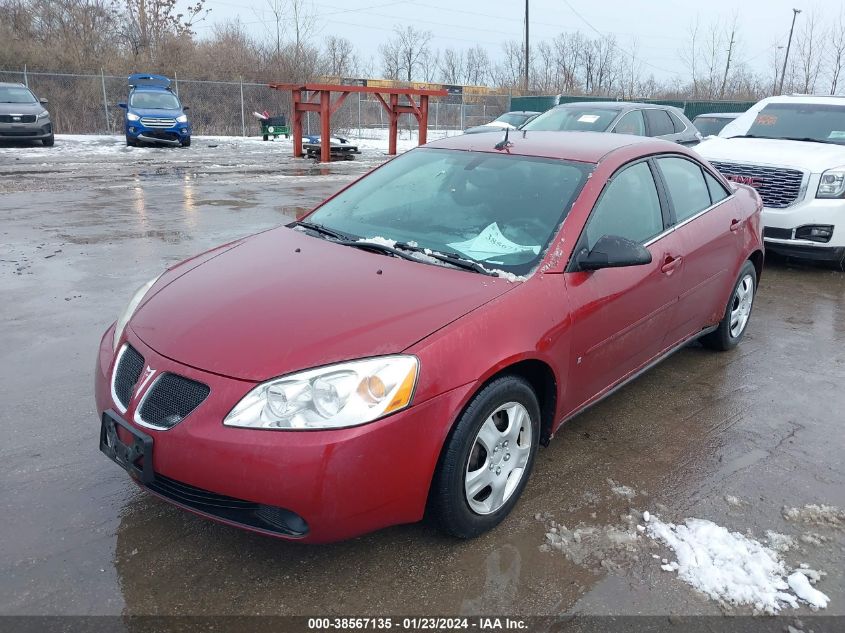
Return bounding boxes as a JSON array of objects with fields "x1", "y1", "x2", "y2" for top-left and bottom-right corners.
[
  {"x1": 584, "y1": 161, "x2": 664, "y2": 249},
  {"x1": 704, "y1": 171, "x2": 729, "y2": 204},
  {"x1": 644, "y1": 109, "x2": 675, "y2": 137},
  {"x1": 657, "y1": 157, "x2": 712, "y2": 222},
  {"x1": 612, "y1": 110, "x2": 646, "y2": 136},
  {"x1": 668, "y1": 111, "x2": 687, "y2": 133}
]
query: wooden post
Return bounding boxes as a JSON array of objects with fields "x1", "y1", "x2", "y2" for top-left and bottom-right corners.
[
  {"x1": 418, "y1": 95, "x2": 429, "y2": 145},
  {"x1": 320, "y1": 90, "x2": 331, "y2": 163},
  {"x1": 388, "y1": 93, "x2": 399, "y2": 155},
  {"x1": 292, "y1": 89, "x2": 303, "y2": 158}
]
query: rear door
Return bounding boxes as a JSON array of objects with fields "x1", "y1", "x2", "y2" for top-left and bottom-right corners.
[
  {"x1": 654, "y1": 155, "x2": 742, "y2": 342},
  {"x1": 563, "y1": 159, "x2": 686, "y2": 411}
]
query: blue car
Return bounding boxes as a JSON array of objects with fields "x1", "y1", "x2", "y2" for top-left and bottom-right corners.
[{"x1": 119, "y1": 74, "x2": 191, "y2": 147}]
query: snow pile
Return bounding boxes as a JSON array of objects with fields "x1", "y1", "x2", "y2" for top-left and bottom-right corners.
[
  {"x1": 765, "y1": 530, "x2": 796, "y2": 552},
  {"x1": 607, "y1": 478, "x2": 637, "y2": 499},
  {"x1": 540, "y1": 513, "x2": 647, "y2": 570},
  {"x1": 783, "y1": 504, "x2": 844, "y2": 528},
  {"x1": 647, "y1": 517, "x2": 830, "y2": 613}
]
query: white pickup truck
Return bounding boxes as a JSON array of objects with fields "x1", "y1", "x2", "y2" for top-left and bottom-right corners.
[{"x1": 696, "y1": 95, "x2": 845, "y2": 267}]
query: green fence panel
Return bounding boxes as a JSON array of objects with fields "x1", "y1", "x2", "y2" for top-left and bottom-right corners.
[{"x1": 510, "y1": 95, "x2": 755, "y2": 120}]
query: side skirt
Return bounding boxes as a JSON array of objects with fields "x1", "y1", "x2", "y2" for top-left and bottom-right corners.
[{"x1": 544, "y1": 325, "x2": 718, "y2": 445}]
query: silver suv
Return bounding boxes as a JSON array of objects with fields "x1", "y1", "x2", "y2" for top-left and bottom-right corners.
[
  {"x1": 522, "y1": 101, "x2": 701, "y2": 146},
  {"x1": 0, "y1": 82, "x2": 53, "y2": 146}
]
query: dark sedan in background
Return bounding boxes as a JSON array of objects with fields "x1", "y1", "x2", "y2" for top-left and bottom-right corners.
[
  {"x1": 0, "y1": 82, "x2": 53, "y2": 146},
  {"x1": 522, "y1": 101, "x2": 701, "y2": 146},
  {"x1": 691, "y1": 112, "x2": 743, "y2": 137}
]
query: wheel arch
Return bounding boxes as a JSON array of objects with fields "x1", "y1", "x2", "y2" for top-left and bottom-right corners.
[{"x1": 748, "y1": 249, "x2": 764, "y2": 285}]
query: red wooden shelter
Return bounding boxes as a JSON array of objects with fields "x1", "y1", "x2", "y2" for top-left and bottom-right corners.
[{"x1": 268, "y1": 83, "x2": 449, "y2": 163}]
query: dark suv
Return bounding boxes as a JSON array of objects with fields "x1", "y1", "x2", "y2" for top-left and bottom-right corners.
[
  {"x1": 0, "y1": 82, "x2": 53, "y2": 146},
  {"x1": 522, "y1": 101, "x2": 701, "y2": 145}
]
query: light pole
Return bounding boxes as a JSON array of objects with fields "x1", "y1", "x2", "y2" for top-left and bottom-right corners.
[
  {"x1": 778, "y1": 8, "x2": 801, "y2": 95},
  {"x1": 772, "y1": 45, "x2": 785, "y2": 95},
  {"x1": 524, "y1": 0, "x2": 529, "y2": 92}
]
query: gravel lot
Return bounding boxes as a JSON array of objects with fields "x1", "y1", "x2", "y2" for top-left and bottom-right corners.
[{"x1": 1, "y1": 136, "x2": 843, "y2": 623}]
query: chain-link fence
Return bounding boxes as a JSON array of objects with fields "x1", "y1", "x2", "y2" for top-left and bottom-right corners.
[{"x1": 0, "y1": 69, "x2": 512, "y2": 137}]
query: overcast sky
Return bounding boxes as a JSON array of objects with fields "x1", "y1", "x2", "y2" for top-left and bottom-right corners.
[{"x1": 196, "y1": 0, "x2": 829, "y2": 80}]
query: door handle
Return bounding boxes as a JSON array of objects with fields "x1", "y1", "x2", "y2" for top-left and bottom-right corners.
[
  {"x1": 661, "y1": 255, "x2": 682, "y2": 274},
  {"x1": 730, "y1": 218, "x2": 743, "y2": 232}
]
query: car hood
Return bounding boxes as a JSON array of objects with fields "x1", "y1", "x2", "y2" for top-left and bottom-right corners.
[
  {"x1": 129, "y1": 107, "x2": 183, "y2": 117},
  {"x1": 696, "y1": 136, "x2": 845, "y2": 173},
  {"x1": 130, "y1": 227, "x2": 518, "y2": 381},
  {"x1": 0, "y1": 102, "x2": 45, "y2": 115}
]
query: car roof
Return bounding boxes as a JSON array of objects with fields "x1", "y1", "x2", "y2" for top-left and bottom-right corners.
[
  {"x1": 553, "y1": 101, "x2": 681, "y2": 112},
  {"x1": 425, "y1": 130, "x2": 680, "y2": 163}
]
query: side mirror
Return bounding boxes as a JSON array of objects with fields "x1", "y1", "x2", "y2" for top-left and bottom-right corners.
[
  {"x1": 576, "y1": 235, "x2": 652, "y2": 271},
  {"x1": 118, "y1": 102, "x2": 127, "y2": 109},
  {"x1": 39, "y1": 97, "x2": 48, "y2": 105},
  {"x1": 182, "y1": 106, "x2": 190, "y2": 111}
]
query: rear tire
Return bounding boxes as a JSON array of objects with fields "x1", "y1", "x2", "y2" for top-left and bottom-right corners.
[
  {"x1": 701, "y1": 260, "x2": 757, "y2": 351},
  {"x1": 42, "y1": 134, "x2": 54, "y2": 147},
  {"x1": 263, "y1": 134, "x2": 269, "y2": 141},
  {"x1": 429, "y1": 375, "x2": 540, "y2": 539}
]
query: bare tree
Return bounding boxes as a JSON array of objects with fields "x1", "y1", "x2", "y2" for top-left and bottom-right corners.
[
  {"x1": 464, "y1": 45, "x2": 490, "y2": 85},
  {"x1": 122, "y1": 0, "x2": 209, "y2": 62},
  {"x1": 830, "y1": 10, "x2": 845, "y2": 94},
  {"x1": 794, "y1": 10, "x2": 824, "y2": 94},
  {"x1": 718, "y1": 14, "x2": 739, "y2": 99},
  {"x1": 323, "y1": 35, "x2": 357, "y2": 78},
  {"x1": 378, "y1": 25, "x2": 433, "y2": 82},
  {"x1": 439, "y1": 48, "x2": 464, "y2": 84}
]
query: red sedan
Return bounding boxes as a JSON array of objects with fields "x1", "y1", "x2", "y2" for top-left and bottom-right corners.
[{"x1": 96, "y1": 132, "x2": 763, "y2": 543}]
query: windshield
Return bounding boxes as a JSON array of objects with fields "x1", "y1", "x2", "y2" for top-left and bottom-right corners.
[
  {"x1": 522, "y1": 106, "x2": 620, "y2": 132},
  {"x1": 693, "y1": 116, "x2": 733, "y2": 136},
  {"x1": 0, "y1": 86, "x2": 37, "y2": 104},
  {"x1": 733, "y1": 103, "x2": 845, "y2": 144},
  {"x1": 305, "y1": 148, "x2": 593, "y2": 276},
  {"x1": 130, "y1": 91, "x2": 181, "y2": 110},
  {"x1": 495, "y1": 112, "x2": 534, "y2": 127}
]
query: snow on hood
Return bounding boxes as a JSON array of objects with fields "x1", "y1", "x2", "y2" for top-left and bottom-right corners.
[
  {"x1": 130, "y1": 227, "x2": 517, "y2": 381},
  {"x1": 696, "y1": 136, "x2": 845, "y2": 174}
]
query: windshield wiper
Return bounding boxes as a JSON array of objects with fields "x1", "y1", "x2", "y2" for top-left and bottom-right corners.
[
  {"x1": 727, "y1": 134, "x2": 776, "y2": 140},
  {"x1": 391, "y1": 241, "x2": 496, "y2": 275},
  {"x1": 287, "y1": 220, "x2": 351, "y2": 241},
  {"x1": 334, "y1": 240, "x2": 423, "y2": 263}
]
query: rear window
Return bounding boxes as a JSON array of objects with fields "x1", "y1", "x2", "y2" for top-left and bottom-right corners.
[
  {"x1": 644, "y1": 109, "x2": 675, "y2": 136},
  {"x1": 522, "y1": 106, "x2": 620, "y2": 132},
  {"x1": 694, "y1": 116, "x2": 732, "y2": 136}
]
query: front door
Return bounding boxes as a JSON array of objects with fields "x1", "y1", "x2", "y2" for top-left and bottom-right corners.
[{"x1": 563, "y1": 159, "x2": 685, "y2": 412}]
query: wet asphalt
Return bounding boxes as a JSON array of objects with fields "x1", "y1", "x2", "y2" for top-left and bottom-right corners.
[{"x1": 1, "y1": 137, "x2": 843, "y2": 619}]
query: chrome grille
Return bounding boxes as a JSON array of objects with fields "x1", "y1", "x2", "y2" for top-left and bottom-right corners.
[
  {"x1": 139, "y1": 117, "x2": 176, "y2": 128},
  {"x1": 112, "y1": 345, "x2": 144, "y2": 410},
  {"x1": 709, "y1": 161, "x2": 804, "y2": 209},
  {"x1": 138, "y1": 373, "x2": 210, "y2": 429}
]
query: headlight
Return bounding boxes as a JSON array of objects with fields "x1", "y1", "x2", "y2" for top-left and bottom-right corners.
[
  {"x1": 817, "y1": 167, "x2": 845, "y2": 198},
  {"x1": 176, "y1": 114, "x2": 188, "y2": 123},
  {"x1": 224, "y1": 355, "x2": 419, "y2": 430},
  {"x1": 36, "y1": 110, "x2": 49, "y2": 120},
  {"x1": 126, "y1": 112, "x2": 140, "y2": 122},
  {"x1": 113, "y1": 275, "x2": 160, "y2": 350}
]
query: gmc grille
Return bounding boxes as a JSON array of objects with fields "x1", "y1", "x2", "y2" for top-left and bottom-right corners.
[
  {"x1": 113, "y1": 345, "x2": 145, "y2": 410},
  {"x1": 139, "y1": 117, "x2": 176, "y2": 128},
  {"x1": 709, "y1": 161, "x2": 804, "y2": 209},
  {"x1": 138, "y1": 373, "x2": 210, "y2": 429}
]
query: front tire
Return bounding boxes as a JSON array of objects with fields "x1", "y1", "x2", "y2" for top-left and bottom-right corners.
[
  {"x1": 701, "y1": 260, "x2": 757, "y2": 351},
  {"x1": 181, "y1": 136, "x2": 191, "y2": 147},
  {"x1": 429, "y1": 375, "x2": 540, "y2": 538},
  {"x1": 42, "y1": 134, "x2": 54, "y2": 147}
]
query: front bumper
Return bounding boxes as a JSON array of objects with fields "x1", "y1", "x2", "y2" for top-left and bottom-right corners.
[
  {"x1": 0, "y1": 121, "x2": 52, "y2": 140},
  {"x1": 761, "y1": 194, "x2": 845, "y2": 263},
  {"x1": 126, "y1": 121, "x2": 191, "y2": 145},
  {"x1": 95, "y1": 326, "x2": 470, "y2": 542}
]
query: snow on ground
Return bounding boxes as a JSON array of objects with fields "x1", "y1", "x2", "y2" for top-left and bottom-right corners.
[
  {"x1": 783, "y1": 504, "x2": 845, "y2": 528},
  {"x1": 646, "y1": 517, "x2": 830, "y2": 613}
]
